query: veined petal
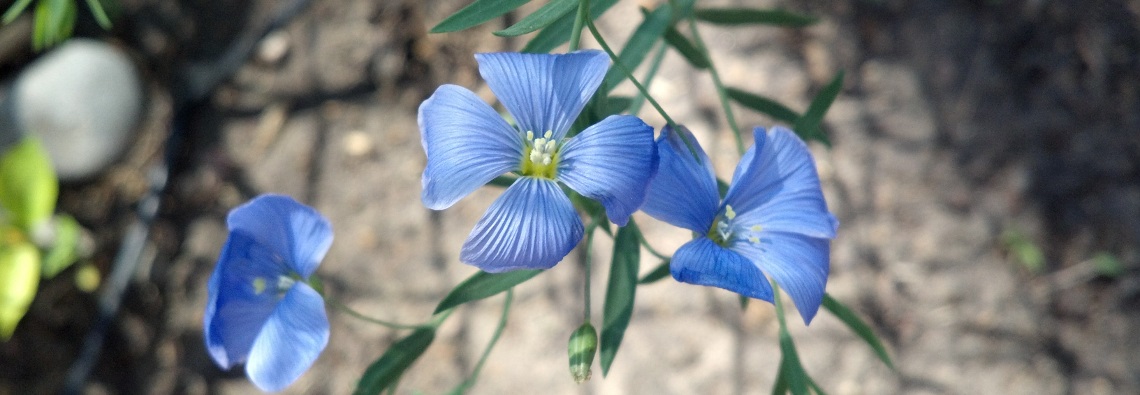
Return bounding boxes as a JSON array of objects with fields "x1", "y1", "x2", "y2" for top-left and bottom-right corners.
[
  {"x1": 246, "y1": 282, "x2": 329, "y2": 392},
  {"x1": 420, "y1": 85, "x2": 525, "y2": 210},
  {"x1": 640, "y1": 125, "x2": 720, "y2": 232},
  {"x1": 225, "y1": 194, "x2": 333, "y2": 277},
  {"x1": 460, "y1": 177, "x2": 584, "y2": 272},
  {"x1": 204, "y1": 232, "x2": 285, "y2": 368},
  {"x1": 730, "y1": 231, "x2": 830, "y2": 324},
  {"x1": 475, "y1": 51, "x2": 609, "y2": 140},
  {"x1": 557, "y1": 115, "x2": 657, "y2": 226},
  {"x1": 724, "y1": 127, "x2": 837, "y2": 239},
  {"x1": 671, "y1": 237, "x2": 773, "y2": 301}
]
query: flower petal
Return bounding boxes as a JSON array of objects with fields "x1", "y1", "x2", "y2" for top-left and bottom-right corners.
[
  {"x1": 724, "y1": 127, "x2": 837, "y2": 239},
  {"x1": 671, "y1": 237, "x2": 773, "y2": 301},
  {"x1": 420, "y1": 84, "x2": 525, "y2": 210},
  {"x1": 557, "y1": 115, "x2": 657, "y2": 226},
  {"x1": 226, "y1": 194, "x2": 333, "y2": 277},
  {"x1": 204, "y1": 231, "x2": 285, "y2": 369},
  {"x1": 730, "y1": 231, "x2": 830, "y2": 324},
  {"x1": 475, "y1": 50, "x2": 609, "y2": 140},
  {"x1": 639, "y1": 125, "x2": 720, "y2": 232},
  {"x1": 460, "y1": 177, "x2": 584, "y2": 272},
  {"x1": 245, "y1": 282, "x2": 329, "y2": 392}
]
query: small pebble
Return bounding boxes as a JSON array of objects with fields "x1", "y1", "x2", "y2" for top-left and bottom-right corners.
[
  {"x1": 257, "y1": 30, "x2": 291, "y2": 65},
  {"x1": 343, "y1": 131, "x2": 374, "y2": 158}
]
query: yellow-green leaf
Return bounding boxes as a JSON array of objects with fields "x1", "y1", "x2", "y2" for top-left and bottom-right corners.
[
  {"x1": 0, "y1": 242, "x2": 40, "y2": 340},
  {"x1": 0, "y1": 137, "x2": 58, "y2": 231}
]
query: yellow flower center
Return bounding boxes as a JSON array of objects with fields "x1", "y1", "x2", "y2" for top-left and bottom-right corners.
[{"x1": 520, "y1": 130, "x2": 559, "y2": 179}]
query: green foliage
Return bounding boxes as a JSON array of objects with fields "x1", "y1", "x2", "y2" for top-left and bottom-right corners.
[
  {"x1": 726, "y1": 87, "x2": 801, "y2": 124},
  {"x1": 3, "y1": 0, "x2": 113, "y2": 50},
  {"x1": 792, "y1": 71, "x2": 844, "y2": 146},
  {"x1": 354, "y1": 328, "x2": 436, "y2": 395},
  {"x1": 522, "y1": 0, "x2": 618, "y2": 53},
  {"x1": 0, "y1": 241, "x2": 40, "y2": 340},
  {"x1": 0, "y1": 138, "x2": 58, "y2": 231},
  {"x1": 662, "y1": 26, "x2": 709, "y2": 69},
  {"x1": 636, "y1": 260, "x2": 670, "y2": 284},
  {"x1": 822, "y1": 294, "x2": 894, "y2": 369},
  {"x1": 1092, "y1": 252, "x2": 1123, "y2": 278},
  {"x1": 600, "y1": 223, "x2": 639, "y2": 375},
  {"x1": 434, "y1": 269, "x2": 541, "y2": 314},
  {"x1": 430, "y1": 0, "x2": 530, "y2": 33},
  {"x1": 1002, "y1": 229, "x2": 1045, "y2": 273},
  {"x1": 494, "y1": 0, "x2": 576, "y2": 37},
  {"x1": 40, "y1": 214, "x2": 82, "y2": 278},
  {"x1": 600, "y1": 4, "x2": 672, "y2": 93},
  {"x1": 693, "y1": 8, "x2": 818, "y2": 27},
  {"x1": 567, "y1": 321, "x2": 598, "y2": 383}
]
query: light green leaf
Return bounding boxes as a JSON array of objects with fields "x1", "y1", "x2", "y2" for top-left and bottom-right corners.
[
  {"x1": 792, "y1": 71, "x2": 844, "y2": 146},
  {"x1": 662, "y1": 26, "x2": 708, "y2": 69},
  {"x1": 0, "y1": 241, "x2": 40, "y2": 340},
  {"x1": 84, "y1": 0, "x2": 111, "y2": 29},
  {"x1": 725, "y1": 87, "x2": 802, "y2": 124},
  {"x1": 41, "y1": 214, "x2": 81, "y2": 279},
  {"x1": 2, "y1": 0, "x2": 34, "y2": 24},
  {"x1": 1093, "y1": 252, "x2": 1123, "y2": 278},
  {"x1": 822, "y1": 294, "x2": 894, "y2": 369},
  {"x1": 0, "y1": 137, "x2": 58, "y2": 231},
  {"x1": 522, "y1": 0, "x2": 618, "y2": 53},
  {"x1": 601, "y1": 4, "x2": 672, "y2": 92},
  {"x1": 430, "y1": 0, "x2": 531, "y2": 34},
  {"x1": 494, "y1": 0, "x2": 576, "y2": 37},
  {"x1": 354, "y1": 328, "x2": 436, "y2": 395},
  {"x1": 694, "y1": 8, "x2": 818, "y2": 27},
  {"x1": 600, "y1": 223, "x2": 639, "y2": 375},
  {"x1": 434, "y1": 269, "x2": 541, "y2": 314}
]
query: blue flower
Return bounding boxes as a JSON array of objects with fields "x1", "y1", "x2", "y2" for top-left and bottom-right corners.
[
  {"x1": 419, "y1": 50, "x2": 657, "y2": 272},
  {"x1": 204, "y1": 194, "x2": 332, "y2": 392},
  {"x1": 641, "y1": 126, "x2": 838, "y2": 324}
]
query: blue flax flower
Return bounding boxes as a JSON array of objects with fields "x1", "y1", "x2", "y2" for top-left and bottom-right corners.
[
  {"x1": 641, "y1": 126, "x2": 838, "y2": 324},
  {"x1": 204, "y1": 194, "x2": 332, "y2": 392},
  {"x1": 419, "y1": 50, "x2": 657, "y2": 272}
]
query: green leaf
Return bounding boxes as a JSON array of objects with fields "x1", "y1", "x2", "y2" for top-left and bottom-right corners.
[
  {"x1": 494, "y1": 0, "x2": 576, "y2": 37},
  {"x1": 1093, "y1": 252, "x2": 1123, "y2": 278},
  {"x1": 694, "y1": 8, "x2": 818, "y2": 27},
  {"x1": 600, "y1": 223, "x2": 640, "y2": 375},
  {"x1": 0, "y1": 137, "x2": 58, "y2": 231},
  {"x1": 84, "y1": 0, "x2": 111, "y2": 29},
  {"x1": 821, "y1": 294, "x2": 894, "y2": 370},
  {"x1": 1002, "y1": 229, "x2": 1044, "y2": 273},
  {"x1": 522, "y1": 0, "x2": 618, "y2": 53},
  {"x1": 662, "y1": 26, "x2": 708, "y2": 69},
  {"x1": 598, "y1": 96, "x2": 633, "y2": 118},
  {"x1": 601, "y1": 4, "x2": 672, "y2": 93},
  {"x1": 434, "y1": 269, "x2": 541, "y2": 314},
  {"x1": 0, "y1": 241, "x2": 40, "y2": 340},
  {"x1": 41, "y1": 214, "x2": 82, "y2": 278},
  {"x1": 725, "y1": 87, "x2": 802, "y2": 124},
  {"x1": 637, "y1": 260, "x2": 670, "y2": 284},
  {"x1": 2, "y1": 0, "x2": 33, "y2": 23},
  {"x1": 354, "y1": 328, "x2": 436, "y2": 395},
  {"x1": 778, "y1": 332, "x2": 809, "y2": 395},
  {"x1": 792, "y1": 71, "x2": 844, "y2": 146},
  {"x1": 430, "y1": 0, "x2": 530, "y2": 34},
  {"x1": 770, "y1": 359, "x2": 788, "y2": 395}
]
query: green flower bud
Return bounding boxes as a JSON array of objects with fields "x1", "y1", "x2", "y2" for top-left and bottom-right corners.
[
  {"x1": 0, "y1": 242, "x2": 41, "y2": 340},
  {"x1": 568, "y1": 321, "x2": 598, "y2": 384}
]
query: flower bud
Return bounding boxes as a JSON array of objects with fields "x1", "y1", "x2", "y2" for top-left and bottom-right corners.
[{"x1": 568, "y1": 322, "x2": 598, "y2": 384}]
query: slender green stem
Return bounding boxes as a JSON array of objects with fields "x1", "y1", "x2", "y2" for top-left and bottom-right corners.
[
  {"x1": 686, "y1": 14, "x2": 745, "y2": 154},
  {"x1": 325, "y1": 297, "x2": 432, "y2": 330},
  {"x1": 568, "y1": 0, "x2": 589, "y2": 51},
  {"x1": 452, "y1": 289, "x2": 514, "y2": 394},
  {"x1": 583, "y1": 225, "x2": 597, "y2": 320},
  {"x1": 585, "y1": 19, "x2": 675, "y2": 127},
  {"x1": 772, "y1": 280, "x2": 789, "y2": 330},
  {"x1": 628, "y1": 41, "x2": 668, "y2": 115}
]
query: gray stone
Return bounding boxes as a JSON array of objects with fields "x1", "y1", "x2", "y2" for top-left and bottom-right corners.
[{"x1": 1, "y1": 39, "x2": 143, "y2": 181}]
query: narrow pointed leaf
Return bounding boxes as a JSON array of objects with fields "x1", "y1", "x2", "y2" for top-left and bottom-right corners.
[
  {"x1": 41, "y1": 214, "x2": 82, "y2": 278},
  {"x1": 694, "y1": 8, "x2": 818, "y2": 27},
  {"x1": 601, "y1": 4, "x2": 672, "y2": 93},
  {"x1": 770, "y1": 359, "x2": 788, "y2": 395},
  {"x1": 494, "y1": 0, "x2": 576, "y2": 37},
  {"x1": 354, "y1": 328, "x2": 436, "y2": 395},
  {"x1": 726, "y1": 87, "x2": 801, "y2": 124},
  {"x1": 792, "y1": 71, "x2": 844, "y2": 146},
  {"x1": 637, "y1": 260, "x2": 670, "y2": 284},
  {"x1": 84, "y1": 0, "x2": 112, "y2": 29},
  {"x1": 663, "y1": 26, "x2": 708, "y2": 69},
  {"x1": 434, "y1": 269, "x2": 541, "y2": 313},
  {"x1": 430, "y1": 0, "x2": 530, "y2": 33},
  {"x1": 807, "y1": 375, "x2": 829, "y2": 395},
  {"x1": 822, "y1": 294, "x2": 894, "y2": 369},
  {"x1": 778, "y1": 332, "x2": 809, "y2": 395},
  {"x1": 2, "y1": 0, "x2": 33, "y2": 23},
  {"x1": 522, "y1": 0, "x2": 619, "y2": 53},
  {"x1": 600, "y1": 223, "x2": 640, "y2": 375}
]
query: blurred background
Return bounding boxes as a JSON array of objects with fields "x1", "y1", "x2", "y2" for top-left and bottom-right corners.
[{"x1": 0, "y1": 0, "x2": 1138, "y2": 394}]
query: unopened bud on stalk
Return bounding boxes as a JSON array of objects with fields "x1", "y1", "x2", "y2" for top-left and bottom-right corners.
[{"x1": 568, "y1": 321, "x2": 598, "y2": 383}]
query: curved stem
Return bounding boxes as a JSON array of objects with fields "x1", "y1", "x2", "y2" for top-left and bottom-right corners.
[
  {"x1": 568, "y1": 0, "x2": 590, "y2": 51},
  {"x1": 628, "y1": 41, "x2": 668, "y2": 116},
  {"x1": 633, "y1": 222, "x2": 671, "y2": 261},
  {"x1": 325, "y1": 297, "x2": 432, "y2": 330},
  {"x1": 583, "y1": 224, "x2": 598, "y2": 320},
  {"x1": 585, "y1": 19, "x2": 675, "y2": 127},
  {"x1": 686, "y1": 14, "x2": 745, "y2": 155},
  {"x1": 451, "y1": 289, "x2": 514, "y2": 393}
]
